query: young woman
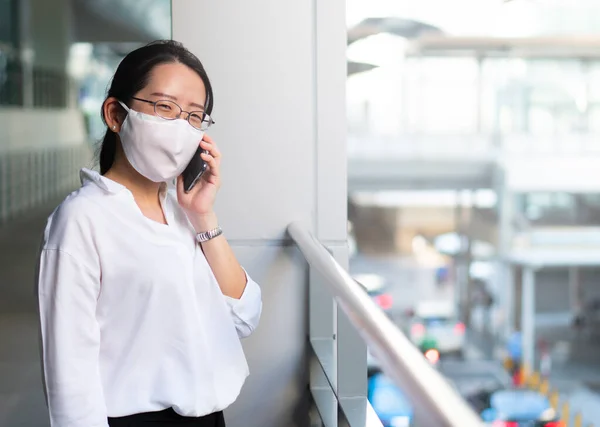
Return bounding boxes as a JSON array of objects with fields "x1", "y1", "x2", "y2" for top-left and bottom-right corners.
[{"x1": 36, "y1": 40, "x2": 262, "y2": 427}]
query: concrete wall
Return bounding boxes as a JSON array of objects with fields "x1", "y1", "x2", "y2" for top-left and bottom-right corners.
[
  {"x1": 535, "y1": 269, "x2": 571, "y2": 314},
  {"x1": 0, "y1": 109, "x2": 87, "y2": 151},
  {"x1": 351, "y1": 205, "x2": 399, "y2": 254},
  {"x1": 173, "y1": 1, "x2": 347, "y2": 426},
  {"x1": 535, "y1": 267, "x2": 600, "y2": 314},
  {"x1": 351, "y1": 204, "x2": 497, "y2": 256}
]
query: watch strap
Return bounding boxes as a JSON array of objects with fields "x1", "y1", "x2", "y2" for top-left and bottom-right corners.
[{"x1": 196, "y1": 226, "x2": 223, "y2": 243}]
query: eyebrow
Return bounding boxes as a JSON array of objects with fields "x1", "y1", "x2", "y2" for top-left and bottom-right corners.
[{"x1": 150, "y1": 92, "x2": 205, "y2": 111}]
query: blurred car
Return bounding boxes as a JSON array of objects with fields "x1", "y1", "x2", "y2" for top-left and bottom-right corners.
[
  {"x1": 480, "y1": 389, "x2": 564, "y2": 427},
  {"x1": 354, "y1": 275, "x2": 394, "y2": 317},
  {"x1": 408, "y1": 300, "x2": 465, "y2": 357},
  {"x1": 368, "y1": 373, "x2": 414, "y2": 427},
  {"x1": 367, "y1": 336, "x2": 440, "y2": 379},
  {"x1": 438, "y1": 360, "x2": 512, "y2": 413},
  {"x1": 418, "y1": 335, "x2": 440, "y2": 366}
]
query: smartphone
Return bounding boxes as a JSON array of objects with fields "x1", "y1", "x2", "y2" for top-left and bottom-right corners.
[{"x1": 182, "y1": 147, "x2": 209, "y2": 193}]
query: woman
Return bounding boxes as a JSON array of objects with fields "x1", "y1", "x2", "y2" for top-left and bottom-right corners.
[{"x1": 36, "y1": 40, "x2": 262, "y2": 427}]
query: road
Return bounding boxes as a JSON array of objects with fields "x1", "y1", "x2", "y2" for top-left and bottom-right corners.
[
  {"x1": 350, "y1": 254, "x2": 484, "y2": 360},
  {"x1": 350, "y1": 253, "x2": 600, "y2": 425}
]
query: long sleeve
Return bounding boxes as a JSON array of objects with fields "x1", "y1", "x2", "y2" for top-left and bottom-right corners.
[
  {"x1": 37, "y1": 248, "x2": 109, "y2": 427},
  {"x1": 223, "y1": 270, "x2": 262, "y2": 338}
]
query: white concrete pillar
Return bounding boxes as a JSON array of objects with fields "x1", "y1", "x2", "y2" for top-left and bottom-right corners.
[
  {"x1": 16, "y1": 0, "x2": 75, "y2": 107},
  {"x1": 453, "y1": 192, "x2": 463, "y2": 314},
  {"x1": 30, "y1": 0, "x2": 73, "y2": 72},
  {"x1": 521, "y1": 266, "x2": 536, "y2": 371},
  {"x1": 16, "y1": 0, "x2": 34, "y2": 107},
  {"x1": 173, "y1": 2, "x2": 348, "y2": 427},
  {"x1": 400, "y1": 57, "x2": 409, "y2": 132},
  {"x1": 475, "y1": 55, "x2": 484, "y2": 133},
  {"x1": 497, "y1": 172, "x2": 516, "y2": 340},
  {"x1": 503, "y1": 263, "x2": 515, "y2": 340}
]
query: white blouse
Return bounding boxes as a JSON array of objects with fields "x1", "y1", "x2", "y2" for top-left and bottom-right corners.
[{"x1": 37, "y1": 168, "x2": 262, "y2": 427}]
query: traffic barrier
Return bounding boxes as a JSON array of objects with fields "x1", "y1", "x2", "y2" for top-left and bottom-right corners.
[
  {"x1": 504, "y1": 364, "x2": 584, "y2": 426},
  {"x1": 529, "y1": 371, "x2": 541, "y2": 390},
  {"x1": 518, "y1": 363, "x2": 531, "y2": 387},
  {"x1": 549, "y1": 390, "x2": 559, "y2": 410},
  {"x1": 561, "y1": 402, "x2": 570, "y2": 425}
]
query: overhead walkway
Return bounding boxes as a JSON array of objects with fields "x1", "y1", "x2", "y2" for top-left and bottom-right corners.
[
  {"x1": 347, "y1": 134, "x2": 497, "y2": 192},
  {"x1": 348, "y1": 132, "x2": 600, "y2": 192}
]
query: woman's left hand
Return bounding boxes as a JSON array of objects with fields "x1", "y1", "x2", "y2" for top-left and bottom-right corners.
[{"x1": 177, "y1": 134, "x2": 221, "y2": 216}]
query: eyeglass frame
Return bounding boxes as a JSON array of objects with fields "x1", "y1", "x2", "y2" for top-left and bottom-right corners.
[{"x1": 129, "y1": 96, "x2": 215, "y2": 130}]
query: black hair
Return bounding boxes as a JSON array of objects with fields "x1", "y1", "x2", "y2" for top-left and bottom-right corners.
[{"x1": 98, "y1": 40, "x2": 214, "y2": 174}]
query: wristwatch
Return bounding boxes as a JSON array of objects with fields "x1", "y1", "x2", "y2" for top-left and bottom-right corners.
[{"x1": 196, "y1": 226, "x2": 223, "y2": 243}]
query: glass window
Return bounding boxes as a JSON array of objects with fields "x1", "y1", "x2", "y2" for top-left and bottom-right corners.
[{"x1": 0, "y1": 0, "x2": 18, "y2": 49}]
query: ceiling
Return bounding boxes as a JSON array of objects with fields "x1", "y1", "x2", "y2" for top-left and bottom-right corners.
[
  {"x1": 348, "y1": 17, "x2": 442, "y2": 46},
  {"x1": 73, "y1": 0, "x2": 171, "y2": 43}
]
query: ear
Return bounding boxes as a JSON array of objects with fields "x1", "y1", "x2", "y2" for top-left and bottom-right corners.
[{"x1": 103, "y1": 97, "x2": 126, "y2": 132}]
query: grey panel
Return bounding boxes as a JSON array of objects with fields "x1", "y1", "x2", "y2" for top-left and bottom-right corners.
[
  {"x1": 225, "y1": 245, "x2": 310, "y2": 427},
  {"x1": 315, "y1": 0, "x2": 348, "y2": 242},
  {"x1": 535, "y1": 269, "x2": 571, "y2": 313}
]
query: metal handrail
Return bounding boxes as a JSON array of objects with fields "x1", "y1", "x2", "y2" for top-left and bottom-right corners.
[{"x1": 288, "y1": 221, "x2": 485, "y2": 427}]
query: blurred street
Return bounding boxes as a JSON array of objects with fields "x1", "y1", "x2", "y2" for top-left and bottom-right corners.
[{"x1": 351, "y1": 253, "x2": 600, "y2": 425}]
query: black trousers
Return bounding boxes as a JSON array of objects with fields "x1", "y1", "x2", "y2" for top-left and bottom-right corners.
[{"x1": 108, "y1": 408, "x2": 226, "y2": 427}]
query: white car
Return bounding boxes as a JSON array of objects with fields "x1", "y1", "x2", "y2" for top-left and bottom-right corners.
[{"x1": 408, "y1": 300, "x2": 466, "y2": 356}]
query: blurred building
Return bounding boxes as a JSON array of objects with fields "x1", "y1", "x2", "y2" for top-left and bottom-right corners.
[{"x1": 345, "y1": 0, "x2": 600, "y2": 371}]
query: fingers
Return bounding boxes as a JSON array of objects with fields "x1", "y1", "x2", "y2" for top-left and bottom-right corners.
[
  {"x1": 200, "y1": 151, "x2": 220, "y2": 180},
  {"x1": 200, "y1": 135, "x2": 221, "y2": 164},
  {"x1": 198, "y1": 135, "x2": 221, "y2": 187}
]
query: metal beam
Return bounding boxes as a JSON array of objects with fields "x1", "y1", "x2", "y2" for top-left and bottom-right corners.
[{"x1": 406, "y1": 35, "x2": 600, "y2": 59}]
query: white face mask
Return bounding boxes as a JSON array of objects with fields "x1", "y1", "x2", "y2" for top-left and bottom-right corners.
[{"x1": 117, "y1": 101, "x2": 204, "y2": 182}]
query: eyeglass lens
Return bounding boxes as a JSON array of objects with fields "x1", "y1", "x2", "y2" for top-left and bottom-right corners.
[{"x1": 154, "y1": 100, "x2": 210, "y2": 130}]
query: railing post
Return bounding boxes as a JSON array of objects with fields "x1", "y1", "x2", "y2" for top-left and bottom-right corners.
[
  {"x1": 562, "y1": 402, "x2": 570, "y2": 425},
  {"x1": 308, "y1": 248, "x2": 338, "y2": 427},
  {"x1": 331, "y1": 245, "x2": 368, "y2": 425}
]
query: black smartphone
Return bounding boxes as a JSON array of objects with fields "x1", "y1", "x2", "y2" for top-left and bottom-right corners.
[{"x1": 182, "y1": 147, "x2": 209, "y2": 193}]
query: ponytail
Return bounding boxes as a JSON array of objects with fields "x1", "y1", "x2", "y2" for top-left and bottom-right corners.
[{"x1": 99, "y1": 130, "x2": 117, "y2": 174}]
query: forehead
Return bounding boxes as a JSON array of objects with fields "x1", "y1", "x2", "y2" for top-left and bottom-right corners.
[{"x1": 143, "y1": 62, "x2": 207, "y2": 105}]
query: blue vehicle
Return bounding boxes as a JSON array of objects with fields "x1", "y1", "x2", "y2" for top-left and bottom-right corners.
[
  {"x1": 368, "y1": 373, "x2": 413, "y2": 427},
  {"x1": 480, "y1": 389, "x2": 563, "y2": 427}
]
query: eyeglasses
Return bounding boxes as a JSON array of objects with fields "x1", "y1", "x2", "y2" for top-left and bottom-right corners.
[{"x1": 130, "y1": 96, "x2": 214, "y2": 131}]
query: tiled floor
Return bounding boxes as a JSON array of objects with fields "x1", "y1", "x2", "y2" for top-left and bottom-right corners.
[{"x1": 0, "y1": 203, "x2": 59, "y2": 427}]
